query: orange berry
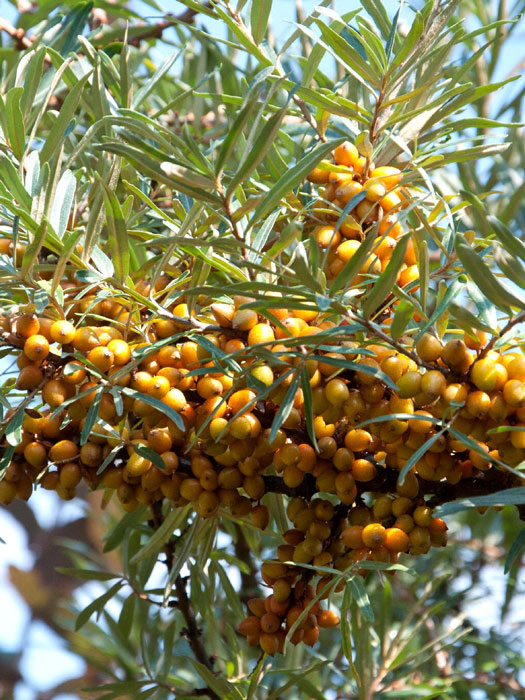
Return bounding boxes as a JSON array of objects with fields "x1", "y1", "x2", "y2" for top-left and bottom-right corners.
[
  {"x1": 362, "y1": 523, "x2": 386, "y2": 548},
  {"x1": 352, "y1": 459, "x2": 376, "y2": 482},
  {"x1": 248, "y1": 323, "x2": 275, "y2": 345},
  {"x1": 384, "y1": 527, "x2": 410, "y2": 552},
  {"x1": 87, "y1": 346, "x2": 114, "y2": 373},
  {"x1": 15, "y1": 314, "x2": 40, "y2": 338},
  {"x1": 23, "y1": 334, "x2": 49, "y2": 362},
  {"x1": 317, "y1": 609, "x2": 340, "y2": 628},
  {"x1": 17, "y1": 365, "x2": 44, "y2": 390},
  {"x1": 334, "y1": 142, "x2": 359, "y2": 167},
  {"x1": 50, "y1": 320, "x2": 76, "y2": 345}
]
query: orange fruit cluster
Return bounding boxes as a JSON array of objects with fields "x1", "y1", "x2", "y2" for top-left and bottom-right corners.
[
  {"x1": 308, "y1": 142, "x2": 418, "y2": 288},
  {"x1": 1, "y1": 142, "x2": 524, "y2": 656}
]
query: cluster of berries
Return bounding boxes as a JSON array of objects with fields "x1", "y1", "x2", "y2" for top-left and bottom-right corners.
[
  {"x1": 307, "y1": 142, "x2": 418, "y2": 289},
  {"x1": 1, "y1": 144, "x2": 524, "y2": 656}
]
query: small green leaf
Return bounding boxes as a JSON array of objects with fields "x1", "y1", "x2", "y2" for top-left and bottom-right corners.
[{"x1": 75, "y1": 580, "x2": 124, "y2": 631}]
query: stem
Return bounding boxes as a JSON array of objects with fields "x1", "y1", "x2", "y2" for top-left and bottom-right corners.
[
  {"x1": 153, "y1": 505, "x2": 220, "y2": 700},
  {"x1": 477, "y1": 311, "x2": 525, "y2": 360}
]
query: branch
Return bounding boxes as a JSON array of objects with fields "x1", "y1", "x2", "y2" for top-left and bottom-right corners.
[
  {"x1": 477, "y1": 311, "x2": 525, "y2": 360},
  {"x1": 0, "y1": 18, "x2": 33, "y2": 49},
  {"x1": 153, "y1": 505, "x2": 219, "y2": 700},
  {"x1": 93, "y1": 4, "x2": 212, "y2": 46}
]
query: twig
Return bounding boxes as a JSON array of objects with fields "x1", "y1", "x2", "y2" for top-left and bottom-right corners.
[
  {"x1": 93, "y1": 4, "x2": 212, "y2": 46},
  {"x1": 477, "y1": 311, "x2": 525, "y2": 360},
  {"x1": 0, "y1": 18, "x2": 33, "y2": 49},
  {"x1": 153, "y1": 504, "x2": 219, "y2": 700},
  {"x1": 343, "y1": 310, "x2": 457, "y2": 377}
]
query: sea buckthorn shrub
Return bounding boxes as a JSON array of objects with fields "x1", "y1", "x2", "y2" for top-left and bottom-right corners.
[{"x1": 1, "y1": 0, "x2": 525, "y2": 697}]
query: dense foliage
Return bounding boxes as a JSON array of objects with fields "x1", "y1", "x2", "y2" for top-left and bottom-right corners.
[{"x1": 0, "y1": 0, "x2": 525, "y2": 698}]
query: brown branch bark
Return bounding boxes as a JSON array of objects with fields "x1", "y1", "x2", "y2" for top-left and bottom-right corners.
[
  {"x1": 93, "y1": 4, "x2": 212, "y2": 47},
  {"x1": 0, "y1": 18, "x2": 33, "y2": 49},
  {"x1": 150, "y1": 504, "x2": 219, "y2": 700}
]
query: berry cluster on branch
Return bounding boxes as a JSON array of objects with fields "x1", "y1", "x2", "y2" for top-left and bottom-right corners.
[{"x1": 1, "y1": 145, "x2": 524, "y2": 657}]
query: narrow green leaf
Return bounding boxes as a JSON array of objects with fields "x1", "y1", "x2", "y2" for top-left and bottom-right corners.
[
  {"x1": 130, "y1": 506, "x2": 191, "y2": 565},
  {"x1": 19, "y1": 47, "x2": 46, "y2": 120},
  {"x1": 249, "y1": 138, "x2": 344, "y2": 228},
  {"x1": 341, "y1": 585, "x2": 358, "y2": 681},
  {"x1": 455, "y1": 240, "x2": 525, "y2": 311},
  {"x1": 132, "y1": 442, "x2": 171, "y2": 473},
  {"x1": 99, "y1": 179, "x2": 130, "y2": 283},
  {"x1": 5, "y1": 407, "x2": 24, "y2": 447},
  {"x1": 391, "y1": 300, "x2": 414, "y2": 341},
  {"x1": 504, "y1": 527, "x2": 525, "y2": 574},
  {"x1": 121, "y1": 388, "x2": 185, "y2": 431},
  {"x1": 436, "y1": 487, "x2": 525, "y2": 516},
  {"x1": 362, "y1": 235, "x2": 409, "y2": 319},
  {"x1": 132, "y1": 49, "x2": 182, "y2": 109},
  {"x1": 216, "y1": 100, "x2": 257, "y2": 177},
  {"x1": 5, "y1": 87, "x2": 25, "y2": 161},
  {"x1": 56, "y1": 568, "x2": 119, "y2": 581},
  {"x1": 348, "y1": 576, "x2": 374, "y2": 622},
  {"x1": 39, "y1": 71, "x2": 92, "y2": 164},
  {"x1": 251, "y1": 0, "x2": 272, "y2": 44},
  {"x1": 80, "y1": 387, "x2": 104, "y2": 446},
  {"x1": 49, "y1": 169, "x2": 76, "y2": 239},
  {"x1": 20, "y1": 220, "x2": 48, "y2": 279},
  {"x1": 414, "y1": 277, "x2": 466, "y2": 342},
  {"x1": 226, "y1": 106, "x2": 288, "y2": 197},
  {"x1": 211, "y1": 561, "x2": 244, "y2": 621},
  {"x1": 267, "y1": 661, "x2": 331, "y2": 700},
  {"x1": 269, "y1": 372, "x2": 300, "y2": 444},
  {"x1": 385, "y1": 3, "x2": 402, "y2": 63},
  {"x1": 488, "y1": 215, "x2": 525, "y2": 263},
  {"x1": 311, "y1": 18, "x2": 380, "y2": 89},
  {"x1": 494, "y1": 246, "x2": 525, "y2": 289},
  {"x1": 117, "y1": 594, "x2": 135, "y2": 640},
  {"x1": 75, "y1": 581, "x2": 124, "y2": 631},
  {"x1": 300, "y1": 367, "x2": 318, "y2": 451},
  {"x1": 187, "y1": 658, "x2": 241, "y2": 700},
  {"x1": 0, "y1": 153, "x2": 31, "y2": 209},
  {"x1": 164, "y1": 518, "x2": 200, "y2": 603}
]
